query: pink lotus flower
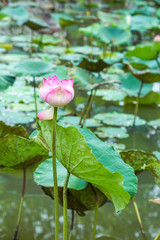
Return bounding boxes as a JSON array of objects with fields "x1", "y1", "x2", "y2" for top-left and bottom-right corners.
[
  {"x1": 38, "y1": 75, "x2": 74, "y2": 120},
  {"x1": 154, "y1": 35, "x2": 160, "y2": 42}
]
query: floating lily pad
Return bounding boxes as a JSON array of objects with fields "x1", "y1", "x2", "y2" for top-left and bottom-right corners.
[
  {"x1": 124, "y1": 91, "x2": 160, "y2": 105},
  {"x1": 94, "y1": 112, "x2": 146, "y2": 127},
  {"x1": 99, "y1": 89, "x2": 127, "y2": 101},
  {"x1": 36, "y1": 120, "x2": 137, "y2": 212},
  {"x1": 58, "y1": 116, "x2": 102, "y2": 127},
  {"x1": 0, "y1": 111, "x2": 35, "y2": 124},
  {"x1": 148, "y1": 119, "x2": 160, "y2": 128},
  {"x1": 13, "y1": 60, "x2": 52, "y2": 77},
  {"x1": 131, "y1": 15, "x2": 159, "y2": 32},
  {"x1": 95, "y1": 127, "x2": 129, "y2": 139}
]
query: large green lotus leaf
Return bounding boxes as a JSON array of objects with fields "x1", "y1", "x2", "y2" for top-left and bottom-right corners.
[
  {"x1": 0, "y1": 121, "x2": 29, "y2": 138},
  {"x1": 118, "y1": 73, "x2": 153, "y2": 97},
  {"x1": 41, "y1": 183, "x2": 107, "y2": 215},
  {"x1": 51, "y1": 13, "x2": 74, "y2": 25},
  {"x1": 98, "y1": 26, "x2": 131, "y2": 45},
  {"x1": 130, "y1": 15, "x2": 159, "y2": 32},
  {"x1": 97, "y1": 11, "x2": 123, "y2": 25},
  {"x1": 25, "y1": 18, "x2": 49, "y2": 30},
  {"x1": 148, "y1": 118, "x2": 160, "y2": 128},
  {"x1": 94, "y1": 112, "x2": 146, "y2": 127},
  {"x1": 120, "y1": 150, "x2": 160, "y2": 187},
  {"x1": 124, "y1": 91, "x2": 160, "y2": 105},
  {"x1": 120, "y1": 150, "x2": 159, "y2": 172},
  {"x1": 79, "y1": 23, "x2": 102, "y2": 37},
  {"x1": 145, "y1": 163, "x2": 160, "y2": 187},
  {"x1": 1, "y1": 6, "x2": 29, "y2": 25},
  {"x1": 0, "y1": 75, "x2": 16, "y2": 90},
  {"x1": 34, "y1": 158, "x2": 87, "y2": 190},
  {"x1": 126, "y1": 62, "x2": 160, "y2": 83},
  {"x1": 125, "y1": 43, "x2": 160, "y2": 60},
  {"x1": 0, "y1": 135, "x2": 48, "y2": 169},
  {"x1": 71, "y1": 67, "x2": 92, "y2": 89},
  {"x1": 37, "y1": 120, "x2": 137, "y2": 211},
  {"x1": 13, "y1": 60, "x2": 52, "y2": 77},
  {"x1": 95, "y1": 127, "x2": 129, "y2": 139}
]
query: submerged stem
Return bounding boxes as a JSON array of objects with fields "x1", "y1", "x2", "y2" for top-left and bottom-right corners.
[
  {"x1": 154, "y1": 232, "x2": 160, "y2": 240},
  {"x1": 92, "y1": 202, "x2": 99, "y2": 240},
  {"x1": 13, "y1": 168, "x2": 26, "y2": 240},
  {"x1": 52, "y1": 107, "x2": 59, "y2": 240},
  {"x1": 69, "y1": 210, "x2": 74, "y2": 240},
  {"x1": 63, "y1": 171, "x2": 70, "y2": 240},
  {"x1": 132, "y1": 199, "x2": 147, "y2": 240}
]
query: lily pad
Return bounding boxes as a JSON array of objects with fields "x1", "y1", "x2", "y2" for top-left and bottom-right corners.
[
  {"x1": 25, "y1": 18, "x2": 49, "y2": 30},
  {"x1": 36, "y1": 120, "x2": 137, "y2": 212},
  {"x1": 148, "y1": 119, "x2": 160, "y2": 128},
  {"x1": 94, "y1": 112, "x2": 146, "y2": 127},
  {"x1": 0, "y1": 111, "x2": 35, "y2": 124},
  {"x1": 58, "y1": 116, "x2": 102, "y2": 127},
  {"x1": 95, "y1": 127, "x2": 129, "y2": 139}
]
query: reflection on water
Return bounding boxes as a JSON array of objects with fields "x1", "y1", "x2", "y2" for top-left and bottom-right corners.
[{"x1": 0, "y1": 171, "x2": 160, "y2": 240}]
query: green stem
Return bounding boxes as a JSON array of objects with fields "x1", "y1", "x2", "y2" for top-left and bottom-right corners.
[
  {"x1": 132, "y1": 199, "x2": 147, "y2": 240},
  {"x1": 63, "y1": 171, "x2": 70, "y2": 240},
  {"x1": 33, "y1": 76, "x2": 38, "y2": 119},
  {"x1": 133, "y1": 82, "x2": 143, "y2": 128},
  {"x1": 13, "y1": 168, "x2": 26, "y2": 240},
  {"x1": 69, "y1": 210, "x2": 74, "y2": 240},
  {"x1": 52, "y1": 107, "x2": 59, "y2": 240},
  {"x1": 154, "y1": 232, "x2": 160, "y2": 240},
  {"x1": 92, "y1": 202, "x2": 99, "y2": 240}
]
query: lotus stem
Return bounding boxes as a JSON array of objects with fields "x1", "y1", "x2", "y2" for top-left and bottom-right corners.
[
  {"x1": 69, "y1": 210, "x2": 74, "y2": 240},
  {"x1": 13, "y1": 168, "x2": 26, "y2": 240},
  {"x1": 92, "y1": 202, "x2": 99, "y2": 240},
  {"x1": 33, "y1": 76, "x2": 38, "y2": 119},
  {"x1": 132, "y1": 199, "x2": 147, "y2": 240},
  {"x1": 154, "y1": 232, "x2": 160, "y2": 240},
  {"x1": 63, "y1": 171, "x2": 70, "y2": 240},
  {"x1": 52, "y1": 107, "x2": 59, "y2": 240},
  {"x1": 133, "y1": 82, "x2": 143, "y2": 128}
]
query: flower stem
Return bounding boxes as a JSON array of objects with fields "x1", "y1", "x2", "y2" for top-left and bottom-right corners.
[
  {"x1": 13, "y1": 168, "x2": 26, "y2": 240},
  {"x1": 52, "y1": 107, "x2": 59, "y2": 240},
  {"x1": 63, "y1": 171, "x2": 70, "y2": 240},
  {"x1": 92, "y1": 202, "x2": 99, "y2": 240},
  {"x1": 133, "y1": 82, "x2": 143, "y2": 128},
  {"x1": 33, "y1": 76, "x2": 38, "y2": 118}
]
